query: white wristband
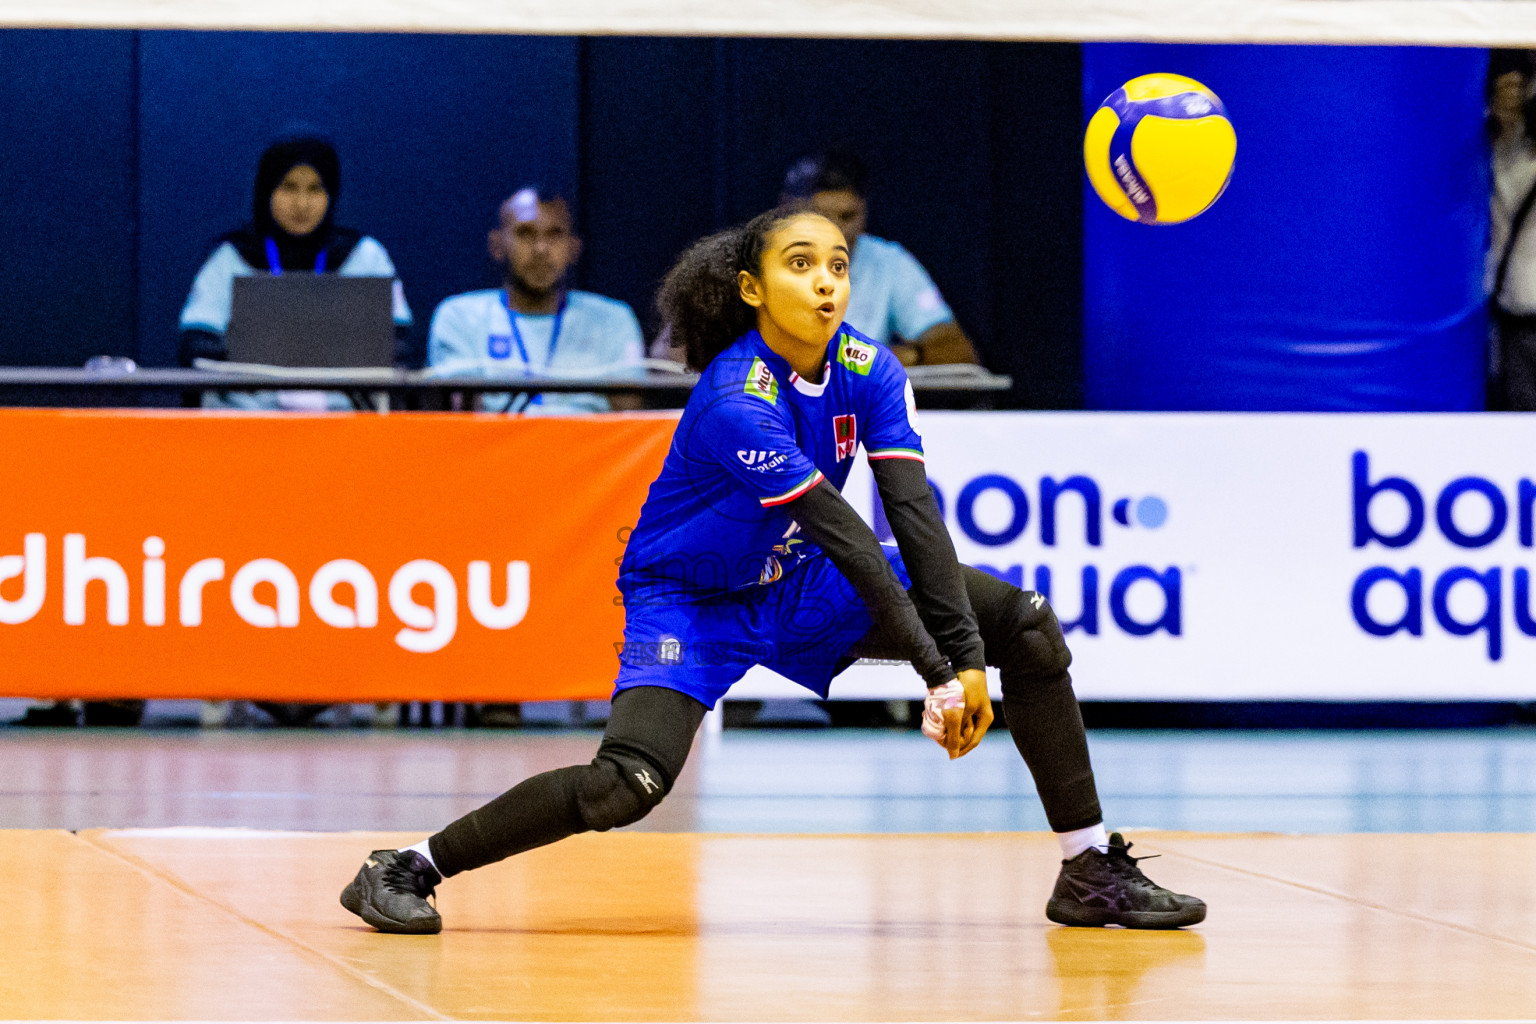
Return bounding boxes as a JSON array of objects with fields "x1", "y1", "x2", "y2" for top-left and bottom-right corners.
[{"x1": 920, "y1": 680, "x2": 965, "y2": 742}]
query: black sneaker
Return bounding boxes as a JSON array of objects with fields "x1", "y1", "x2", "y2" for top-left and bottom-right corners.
[
  {"x1": 1046, "y1": 832, "x2": 1206, "y2": 929},
  {"x1": 340, "y1": 849, "x2": 443, "y2": 934}
]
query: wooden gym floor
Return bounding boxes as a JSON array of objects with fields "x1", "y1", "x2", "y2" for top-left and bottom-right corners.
[
  {"x1": 8, "y1": 827, "x2": 1536, "y2": 1020},
  {"x1": 6, "y1": 726, "x2": 1536, "y2": 1019}
]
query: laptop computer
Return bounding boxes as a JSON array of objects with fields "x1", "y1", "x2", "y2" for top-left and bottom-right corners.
[{"x1": 226, "y1": 275, "x2": 395, "y2": 368}]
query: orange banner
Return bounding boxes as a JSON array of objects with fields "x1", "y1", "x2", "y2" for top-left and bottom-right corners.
[{"x1": 0, "y1": 409, "x2": 676, "y2": 702}]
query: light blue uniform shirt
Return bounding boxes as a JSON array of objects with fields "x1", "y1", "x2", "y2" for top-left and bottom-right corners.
[
  {"x1": 428, "y1": 288, "x2": 645, "y2": 414},
  {"x1": 180, "y1": 237, "x2": 412, "y2": 411},
  {"x1": 843, "y1": 234, "x2": 954, "y2": 346}
]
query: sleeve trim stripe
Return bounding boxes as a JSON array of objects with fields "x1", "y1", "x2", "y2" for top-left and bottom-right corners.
[
  {"x1": 867, "y1": 448, "x2": 926, "y2": 462},
  {"x1": 760, "y1": 470, "x2": 825, "y2": 507}
]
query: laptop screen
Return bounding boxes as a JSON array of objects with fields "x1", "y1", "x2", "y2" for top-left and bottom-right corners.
[{"x1": 226, "y1": 275, "x2": 395, "y2": 368}]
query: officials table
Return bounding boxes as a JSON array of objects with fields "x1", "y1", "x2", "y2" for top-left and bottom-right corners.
[{"x1": 0, "y1": 364, "x2": 1013, "y2": 408}]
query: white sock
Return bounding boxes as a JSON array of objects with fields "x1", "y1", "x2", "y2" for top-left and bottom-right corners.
[
  {"x1": 403, "y1": 838, "x2": 437, "y2": 870},
  {"x1": 1057, "y1": 822, "x2": 1110, "y2": 859}
]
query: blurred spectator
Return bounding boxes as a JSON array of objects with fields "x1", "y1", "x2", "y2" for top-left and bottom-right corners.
[
  {"x1": 178, "y1": 134, "x2": 414, "y2": 409},
  {"x1": 1487, "y1": 51, "x2": 1536, "y2": 409},
  {"x1": 11, "y1": 698, "x2": 144, "y2": 728},
  {"x1": 429, "y1": 187, "x2": 644, "y2": 413},
  {"x1": 783, "y1": 149, "x2": 978, "y2": 367}
]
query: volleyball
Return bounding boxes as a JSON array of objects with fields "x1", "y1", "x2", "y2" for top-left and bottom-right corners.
[{"x1": 1084, "y1": 73, "x2": 1236, "y2": 225}]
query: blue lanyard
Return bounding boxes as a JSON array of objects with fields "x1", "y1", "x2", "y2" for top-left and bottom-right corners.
[
  {"x1": 265, "y1": 238, "x2": 327, "y2": 275},
  {"x1": 499, "y1": 290, "x2": 566, "y2": 371}
]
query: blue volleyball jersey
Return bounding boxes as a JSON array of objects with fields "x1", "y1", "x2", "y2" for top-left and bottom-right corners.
[{"x1": 619, "y1": 325, "x2": 924, "y2": 600}]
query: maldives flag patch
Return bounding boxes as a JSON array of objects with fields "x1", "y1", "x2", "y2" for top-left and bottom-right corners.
[{"x1": 834, "y1": 414, "x2": 857, "y2": 461}]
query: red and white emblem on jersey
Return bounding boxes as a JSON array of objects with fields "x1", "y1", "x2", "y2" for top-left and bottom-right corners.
[{"x1": 834, "y1": 414, "x2": 857, "y2": 462}]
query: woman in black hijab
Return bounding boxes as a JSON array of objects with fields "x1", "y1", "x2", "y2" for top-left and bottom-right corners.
[
  {"x1": 227, "y1": 136, "x2": 357, "y2": 274},
  {"x1": 178, "y1": 135, "x2": 414, "y2": 728},
  {"x1": 178, "y1": 134, "x2": 413, "y2": 384}
]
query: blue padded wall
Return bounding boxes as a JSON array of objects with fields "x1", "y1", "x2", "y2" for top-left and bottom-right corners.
[
  {"x1": 0, "y1": 31, "x2": 136, "y2": 368},
  {"x1": 1083, "y1": 44, "x2": 1489, "y2": 411}
]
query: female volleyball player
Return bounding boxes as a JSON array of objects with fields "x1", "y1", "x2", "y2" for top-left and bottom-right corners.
[{"x1": 341, "y1": 210, "x2": 1206, "y2": 934}]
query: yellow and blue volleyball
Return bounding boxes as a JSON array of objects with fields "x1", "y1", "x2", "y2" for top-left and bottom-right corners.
[{"x1": 1084, "y1": 74, "x2": 1236, "y2": 225}]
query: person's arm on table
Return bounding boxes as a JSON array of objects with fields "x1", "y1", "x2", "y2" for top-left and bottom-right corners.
[{"x1": 892, "y1": 320, "x2": 979, "y2": 367}]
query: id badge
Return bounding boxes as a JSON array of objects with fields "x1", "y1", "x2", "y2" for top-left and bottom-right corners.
[{"x1": 488, "y1": 334, "x2": 512, "y2": 360}]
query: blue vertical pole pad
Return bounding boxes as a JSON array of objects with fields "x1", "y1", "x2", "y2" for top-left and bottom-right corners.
[{"x1": 1083, "y1": 44, "x2": 1489, "y2": 411}]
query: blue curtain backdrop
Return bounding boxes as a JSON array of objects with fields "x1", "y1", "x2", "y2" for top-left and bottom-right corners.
[
  {"x1": 1082, "y1": 44, "x2": 1490, "y2": 411},
  {"x1": 0, "y1": 32, "x2": 137, "y2": 375}
]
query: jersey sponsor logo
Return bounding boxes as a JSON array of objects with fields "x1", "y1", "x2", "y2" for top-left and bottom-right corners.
[
  {"x1": 834, "y1": 414, "x2": 858, "y2": 462},
  {"x1": 771, "y1": 520, "x2": 804, "y2": 559},
  {"x1": 488, "y1": 334, "x2": 512, "y2": 360},
  {"x1": 759, "y1": 522, "x2": 806, "y2": 585},
  {"x1": 744, "y1": 357, "x2": 779, "y2": 405},
  {"x1": 837, "y1": 335, "x2": 876, "y2": 376},
  {"x1": 737, "y1": 449, "x2": 790, "y2": 472},
  {"x1": 657, "y1": 636, "x2": 682, "y2": 664},
  {"x1": 634, "y1": 769, "x2": 659, "y2": 794},
  {"x1": 904, "y1": 379, "x2": 922, "y2": 437}
]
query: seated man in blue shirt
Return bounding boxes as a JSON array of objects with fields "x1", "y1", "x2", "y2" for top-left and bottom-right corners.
[
  {"x1": 782, "y1": 150, "x2": 978, "y2": 367},
  {"x1": 429, "y1": 188, "x2": 644, "y2": 413}
]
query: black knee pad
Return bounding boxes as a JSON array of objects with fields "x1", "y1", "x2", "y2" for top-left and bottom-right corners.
[
  {"x1": 573, "y1": 750, "x2": 670, "y2": 832},
  {"x1": 997, "y1": 588, "x2": 1074, "y2": 694}
]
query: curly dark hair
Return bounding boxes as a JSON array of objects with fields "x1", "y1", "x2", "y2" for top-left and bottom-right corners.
[{"x1": 658, "y1": 208, "x2": 806, "y2": 372}]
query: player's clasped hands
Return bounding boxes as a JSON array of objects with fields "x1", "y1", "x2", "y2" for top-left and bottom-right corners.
[{"x1": 921, "y1": 668, "x2": 993, "y2": 759}]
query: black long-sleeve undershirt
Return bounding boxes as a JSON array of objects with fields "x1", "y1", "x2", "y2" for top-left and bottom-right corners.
[
  {"x1": 871, "y1": 457, "x2": 986, "y2": 676},
  {"x1": 791, "y1": 479, "x2": 954, "y2": 687}
]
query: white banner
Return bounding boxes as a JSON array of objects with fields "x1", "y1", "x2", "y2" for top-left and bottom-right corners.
[
  {"x1": 740, "y1": 412, "x2": 1536, "y2": 701},
  {"x1": 3, "y1": 0, "x2": 1536, "y2": 45}
]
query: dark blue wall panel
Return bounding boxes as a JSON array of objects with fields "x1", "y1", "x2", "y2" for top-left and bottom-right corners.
[
  {"x1": 578, "y1": 38, "x2": 1083, "y2": 407},
  {"x1": 0, "y1": 31, "x2": 136, "y2": 368},
  {"x1": 135, "y1": 31, "x2": 579, "y2": 368},
  {"x1": 1083, "y1": 44, "x2": 1489, "y2": 411},
  {"x1": 577, "y1": 37, "x2": 719, "y2": 337},
  {"x1": 988, "y1": 44, "x2": 1084, "y2": 410},
  {"x1": 717, "y1": 40, "x2": 999, "y2": 349}
]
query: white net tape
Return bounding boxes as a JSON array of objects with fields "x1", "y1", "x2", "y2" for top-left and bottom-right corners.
[{"x1": 1, "y1": 0, "x2": 1535, "y2": 44}]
